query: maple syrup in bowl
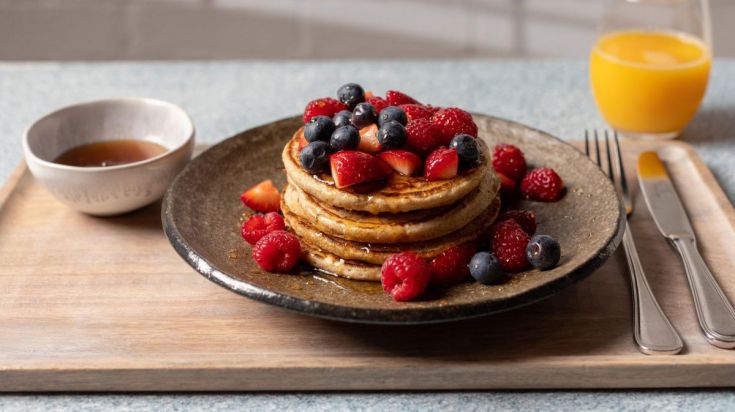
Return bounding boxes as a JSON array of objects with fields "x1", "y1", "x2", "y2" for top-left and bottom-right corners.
[{"x1": 23, "y1": 98, "x2": 195, "y2": 216}]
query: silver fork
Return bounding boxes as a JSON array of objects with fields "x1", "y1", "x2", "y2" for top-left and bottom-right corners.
[{"x1": 586, "y1": 130, "x2": 683, "y2": 355}]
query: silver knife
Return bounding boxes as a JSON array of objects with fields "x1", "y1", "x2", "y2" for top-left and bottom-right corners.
[{"x1": 638, "y1": 151, "x2": 735, "y2": 348}]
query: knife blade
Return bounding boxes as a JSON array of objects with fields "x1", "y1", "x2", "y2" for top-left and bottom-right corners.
[{"x1": 638, "y1": 150, "x2": 735, "y2": 349}]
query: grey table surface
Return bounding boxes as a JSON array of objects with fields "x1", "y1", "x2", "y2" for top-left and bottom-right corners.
[{"x1": 0, "y1": 60, "x2": 734, "y2": 411}]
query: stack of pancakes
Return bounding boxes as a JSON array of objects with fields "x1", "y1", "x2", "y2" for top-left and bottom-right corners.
[{"x1": 281, "y1": 128, "x2": 502, "y2": 281}]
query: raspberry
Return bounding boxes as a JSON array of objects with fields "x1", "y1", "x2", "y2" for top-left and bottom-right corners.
[
  {"x1": 431, "y1": 107, "x2": 478, "y2": 144},
  {"x1": 496, "y1": 210, "x2": 536, "y2": 235},
  {"x1": 521, "y1": 167, "x2": 564, "y2": 202},
  {"x1": 241, "y1": 212, "x2": 285, "y2": 245},
  {"x1": 400, "y1": 104, "x2": 434, "y2": 121},
  {"x1": 303, "y1": 97, "x2": 347, "y2": 123},
  {"x1": 429, "y1": 243, "x2": 477, "y2": 286},
  {"x1": 490, "y1": 219, "x2": 530, "y2": 273},
  {"x1": 385, "y1": 90, "x2": 420, "y2": 106},
  {"x1": 367, "y1": 96, "x2": 389, "y2": 114},
  {"x1": 381, "y1": 251, "x2": 431, "y2": 302},
  {"x1": 405, "y1": 119, "x2": 443, "y2": 155},
  {"x1": 252, "y1": 230, "x2": 301, "y2": 272},
  {"x1": 492, "y1": 144, "x2": 527, "y2": 182}
]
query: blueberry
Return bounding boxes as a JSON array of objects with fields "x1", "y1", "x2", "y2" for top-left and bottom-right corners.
[
  {"x1": 469, "y1": 252, "x2": 505, "y2": 285},
  {"x1": 351, "y1": 102, "x2": 378, "y2": 129},
  {"x1": 526, "y1": 235, "x2": 561, "y2": 270},
  {"x1": 299, "y1": 141, "x2": 330, "y2": 174},
  {"x1": 377, "y1": 120, "x2": 407, "y2": 150},
  {"x1": 330, "y1": 125, "x2": 360, "y2": 151},
  {"x1": 449, "y1": 134, "x2": 479, "y2": 168},
  {"x1": 378, "y1": 106, "x2": 407, "y2": 126},
  {"x1": 333, "y1": 110, "x2": 352, "y2": 128},
  {"x1": 304, "y1": 115, "x2": 335, "y2": 143},
  {"x1": 337, "y1": 83, "x2": 365, "y2": 109}
]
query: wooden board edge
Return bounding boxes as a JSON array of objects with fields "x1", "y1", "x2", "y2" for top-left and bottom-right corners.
[{"x1": 0, "y1": 162, "x2": 27, "y2": 209}]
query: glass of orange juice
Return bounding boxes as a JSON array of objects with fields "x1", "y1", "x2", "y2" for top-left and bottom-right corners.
[{"x1": 590, "y1": 0, "x2": 712, "y2": 140}]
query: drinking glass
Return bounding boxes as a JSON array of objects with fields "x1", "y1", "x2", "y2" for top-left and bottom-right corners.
[{"x1": 590, "y1": 0, "x2": 712, "y2": 140}]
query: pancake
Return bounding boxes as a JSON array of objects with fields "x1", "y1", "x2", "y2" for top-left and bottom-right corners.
[
  {"x1": 284, "y1": 171, "x2": 500, "y2": 244},
  {"x1": 301, "y1": 242, "x2": 382, "y2": 281},
  {"x1": 283, "y1": 127, "x2": 492, "y2": 214},
  {"x1": 284, "y1": 194, "x2": 501, "y2": 265}
]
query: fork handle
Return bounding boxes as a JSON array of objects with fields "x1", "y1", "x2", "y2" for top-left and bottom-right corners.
[
  {"x1": 672, "y1": 236, "x2": 735, "y2": 348},
  {"x1": 623, "y1": 226, "x2": 683, "y2": 355}
]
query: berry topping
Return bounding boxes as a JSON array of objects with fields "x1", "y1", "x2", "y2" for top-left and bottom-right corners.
[
  {"x1": 333, "y1": 110, "x2": 353, "y2": 128},
  {"x1": 405, "y1": 119, "x2": 443, "y2": 155},
  {"x1": 469, "y1": 252, "x2": 505, "y2": 285},
  {"x1": 300, "y1": 141, "x2": 331, "y2": 174},
  {"x1": 303, "y1": 115, "x2": 335, "y2": 143},
  {"x1": 385, "y1": 90, "x2": 420, "y2": 106},
  {"x1": 496, "y1": 210, "x2": 537, "y2": 235},
  {"x1": 377, "y1": 120, "x2": 408, "y2": 150},
  {"x1": 526, "y1": 234, "x2": 561, "y2": 270},
  {"x1": 241, "y1": 212, "x2": 285, "y2": 245},
  {"x1": 381, "y1": 251, "x2": 430, "y2": 302},
  {"x1": 252, "y1": 230, "x2": 301, "y2": 272},
  {"x1": 329, "y1": 151, "x2": 391, "y2": 189},
  {"x1": 367, "y1": 96, "x2": 389, "y2": 114},
  {"x1": 330, "y1": 125, "x2": 360, "y2": 151},
  {"x1": 520, "y1": 167, "x2": 564, "y2": 202},
  {"x1": 336, "y1": 83, "x2": 365, "y2": 109},
  {"x1": 492, "y1": 144, "x2": 527, "y2": 182},
  {"x1": 303, "y1": 97, "x2": 347, "y2": 123},
  {"x1": 424, "y1": 147, "x2": 459, "y2": 181},
  {"x1": 490, "y1": 219, "x2": 531, "y2": 273},
  {"x1": 497, "y1": 172, "x2": 519, "y2": 206},
  {"x1": 240, "y1": 180, "x2": 281, "y2": 213},
  {"x1": 351, "y1": 102, "x2": 378, "y2": 129},
  {"x1": 377, "y1": 150, "x2": 422, "y2": 176},
  {"x1": 449, "y1": 133, "x2": 480, "y2": 169},
  {"x1": 429, "y1": 243, "x2": 477, "y2": 286},
  {"x1": 378, "y1": 106, "x2": 408, "y2": 126},
  {"x1": 431, "y1": 107, "x2": 478, "y2": 144},
  {"x1": 400, "y1": 104, "x2": 434, "y2": 121},
  {"x1": 357, "y1": 124, "x2": 382, "y2": 153}
]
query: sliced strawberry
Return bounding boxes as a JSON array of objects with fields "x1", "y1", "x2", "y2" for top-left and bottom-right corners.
[
  {"x1": 240, "y1": 180, "x2": 281, "y2": 213},
  {"x1": 424, "y1": 147, "x2": 458, "y2": 181},
  {"x1": 358, "y1": 124, "x2": 382, "y2": 153},
  {"x1": 329, "y1": 151, "x2": 391, "y2": 189},
  {"x1": 400, "y1": 104, "x2": 434, "y2": 121},
  {"x1": 364, "y1": 90, "x2": 375, "y2": 99},
  {"x1": 385, "y1": 90, "x2": 420, "y2": 106},
  {"x1": 303, "y1": 97, "x2": 347, "y2": 123},
  {"x1": 367, "y1": 96, "x2": 389, "y2": 114},
  {"x1": 378, "y1": 150, "x2": 422, "y2": 176},
  {"x1": 405, "y1": 119, "x2": 443, "y2": 155}
]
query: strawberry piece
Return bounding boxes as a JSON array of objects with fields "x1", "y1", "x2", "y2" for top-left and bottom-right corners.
[
  {"x1": 367, "y1": 96, "x2": 389, "y2": 114},
  {"x1": 490, "y1": 219, "x2": 531, "y2": 273},
  {"x1": 357, "y1": 124, "x2": 382, "y2": 153},
  {"x1": 303, "y1": 97, "x2": 348, "y2": 123},
  {"x1": 378, "y1": 150, "x2": 422, "y2": 176},
  {"x1": 400, "y1": 104, "x2": 434, "y2": 121},
  {"x1": 241, "y1": 212, "x2": 286, "y2": 245},
  {"x1": 240, "y1": 180, "x2": 281, "y2": 213},
  {"x1": 364, "y1": 90, "x2": 375, "y2": 99},
  {"x1": 497, "y1": 171, "x2": 519, "y2": 207},
  {"x1": 381, "y1": 251, "x2": 431, "y2": 302},
  {"x1": 405, "y1": 119, "x2": 443, "y2": 155},
  {"x1": 431, "y1": 107, "x2": 478, "y2": 144},
  {"x1": 521, "y1": 167, "x2": 564, "y2": 202},
  {"x1": 429, "y1": 243, "x2": 477, "y2": 286},
  {"x1": 424, "y1": 147, "x2": 458, "y2": 181},
  {"x1": 385, "y1": 90, "x2": 420, "y2": 106},
  {"x1": 496, "y1": 210, "x2": 536, "y2": 235},
  {"x1": 329, "y1": 151, "x2": 391, "y2": 189},
  {"x1": 252, "y1": 230, "x2": 301, "y2": 272},
  {"x1": 492, "y1": 144, "x2": 527, "y2": 182}
]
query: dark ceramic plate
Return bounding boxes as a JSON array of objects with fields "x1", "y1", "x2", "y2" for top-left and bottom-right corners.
[{"x1": 162, "y1": 115, "x2": 624, "y2": 324}]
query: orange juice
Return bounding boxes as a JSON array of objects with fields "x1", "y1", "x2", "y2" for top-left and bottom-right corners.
[{"x1": 590, "y1": 30, "x2": 710, "y2": 136}]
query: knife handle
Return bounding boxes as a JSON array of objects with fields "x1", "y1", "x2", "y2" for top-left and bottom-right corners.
[
  {"x1": 672, "y1": 237, "x2": 735, "y2": 348},
  {"x1": 623, "y1": 227, "x2": 683, "y2": 355}
]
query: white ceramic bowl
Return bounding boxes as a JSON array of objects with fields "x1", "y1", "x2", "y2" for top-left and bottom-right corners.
[{"x1": 23, "y1": 98, "x2": 195, "y2": 216}]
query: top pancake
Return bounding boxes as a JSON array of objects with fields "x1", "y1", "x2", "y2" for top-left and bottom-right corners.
[{"x1": 283, "y1": 127, "x2": 492, "y2": 214}]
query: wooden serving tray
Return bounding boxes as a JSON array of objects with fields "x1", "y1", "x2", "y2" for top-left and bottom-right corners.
[{"x1": 1, "y1": 140, "x2": 734, "y2": 391}]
